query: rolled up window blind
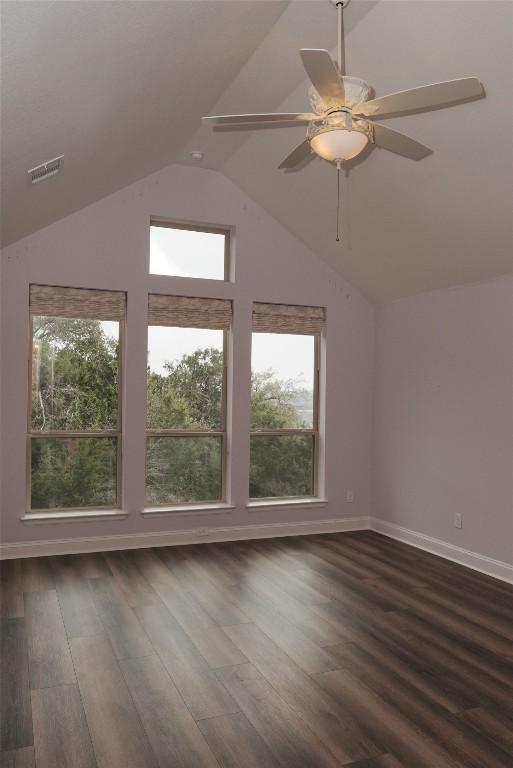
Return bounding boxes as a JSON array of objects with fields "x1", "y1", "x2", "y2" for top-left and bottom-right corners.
[
  {"x1": 148, "y1": 294, "x2": 232, "y2": 330},
  {"x1": 30, "y1": 285, "x2": 125, "y2": 321},
  {"x1": 252, "y1": 302, "x2": 325, "y2": 335}
]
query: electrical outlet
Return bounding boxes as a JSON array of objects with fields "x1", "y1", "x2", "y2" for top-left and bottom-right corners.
[
  {"x1": 346, "y1": 490, "x2": 354, "y2": 503},
  {"x1": 196, "y1": 527, "x2": 209, "y2": 538},
  {"x1": 454, "y1": 513, "x2": 463, "y2": 529}
]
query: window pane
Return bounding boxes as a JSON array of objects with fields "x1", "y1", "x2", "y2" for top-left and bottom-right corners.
[
  {"x1": 146, "y1": 436, "x2": 222, "y2": 505},
  {"x1": 250, "y1": 434, "x2": 314, "y2": 499},
  {"x1": 147, "y1": 326, "x2": 224, "y2": 429},
  {"x1": 150, "y1": 225, "x2": 226, "y2": 280},
  {"x1": 30, "y1": 437, "x2": 117, "y2": 510},
  {"x1": 31, "y1": 316, "x2": 119, "y2": 431},
  {"x1": 251, "y1": 333, "x2": 315, "y2": 430}
]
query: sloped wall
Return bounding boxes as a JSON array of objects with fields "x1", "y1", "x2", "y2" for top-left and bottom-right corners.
[{"x1": 0, "y1": 164, "x2": 375, "y2": 548}]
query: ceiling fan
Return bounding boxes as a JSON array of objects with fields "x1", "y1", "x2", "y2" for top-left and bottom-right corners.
[{"x1": 202, "y1": 0, "x2": 484, "y2": 171}]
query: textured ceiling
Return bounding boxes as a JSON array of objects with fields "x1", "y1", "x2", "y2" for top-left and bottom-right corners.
[{"x1": 2, "y1": 1, "x2": 512, "y2": 302}]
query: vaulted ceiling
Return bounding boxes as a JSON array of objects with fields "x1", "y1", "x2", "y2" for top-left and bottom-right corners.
[{"x1": 2, "y1": 1, "x2": 512, "y2": 302}]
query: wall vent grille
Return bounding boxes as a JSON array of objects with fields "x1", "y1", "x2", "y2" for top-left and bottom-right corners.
[{"x1": 28, "y1": 155, "x2": 64, "y2": 184}]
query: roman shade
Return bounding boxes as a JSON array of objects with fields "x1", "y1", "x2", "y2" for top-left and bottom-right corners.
[
  {"x1": 252, "y1": 302, "x2": 325, "y2": 335},
  {"x1": 30, "y1": 285, "x2": 125, "y2": 321},
  {"x1": 148, "y1": 294, "x2": 232, "y2": 330}
]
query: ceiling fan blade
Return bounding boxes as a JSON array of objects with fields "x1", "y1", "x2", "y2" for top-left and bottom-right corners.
[
  {"x1": 300, "y1": 49, "x2": 344, "y2": 107},
  {"x1": 279, "y1": 140, "x2": 313, "y2": 170},
  {"x1": 202, "y1": 112, "x2": 315, "y2": 126},
  {"x1": 372, "y1": 123, "x2": 432, "y2": 160},
  {"x1": 354, "y1": 78, "x2": 484, "y2": 118}
]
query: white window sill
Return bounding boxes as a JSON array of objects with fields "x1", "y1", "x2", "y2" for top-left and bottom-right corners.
[
  {"x1": 247, "y1": 498, "x2": 328, "y2": 511},
  {"x1": 21, "y1": 510, "x2": 128, "y2": 525},
  {"x1": 142, "y1": 503, "x2": 235, "y2": 518}
]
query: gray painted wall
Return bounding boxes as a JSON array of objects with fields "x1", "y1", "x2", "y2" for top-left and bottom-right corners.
[
  {"x1": 373, "y1": 275, "x2": 513, "y2": 564},
  {"x1": 2, "y1": 162, "x2": 510, "y2": 568},
  {"x1": 0, "y1": 164, "x2": 375, "y2": 546}
]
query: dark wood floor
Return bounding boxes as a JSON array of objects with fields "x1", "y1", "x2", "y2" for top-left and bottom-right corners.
[{"x1": 1, "y1": 531, "x2": 513, "y2": 768}]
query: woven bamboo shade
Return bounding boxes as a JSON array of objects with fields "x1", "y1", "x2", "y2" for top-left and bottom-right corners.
[
  {"x1": 148, "y1": 294, "x2": 232, "y2": 329},
  {"x1": 30, "y1": 285, "x2": 125, "y2": 321},
  {"x1": 252, "y1": 302, "x2": 325, "y2": 335}
]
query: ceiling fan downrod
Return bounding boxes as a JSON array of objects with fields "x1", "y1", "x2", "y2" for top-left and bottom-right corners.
[{"x1": 336, "y1": 1, "x2": 346, "y2": 76}]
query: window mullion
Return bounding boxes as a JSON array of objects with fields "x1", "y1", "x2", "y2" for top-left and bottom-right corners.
[
  {"x1": 29, "y1": 430, "x2": 119, "y2": 437},
  {"x1": 146, "y1": 429, "x2": 225, "y2": 437},
  {"x1": 250, "y1": 429, "x2": 315, "y2": 437}
]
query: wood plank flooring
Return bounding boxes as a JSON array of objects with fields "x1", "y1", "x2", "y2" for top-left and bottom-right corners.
[{"x1": 1, "y1": 531, "x2": 513, "y2": 768}]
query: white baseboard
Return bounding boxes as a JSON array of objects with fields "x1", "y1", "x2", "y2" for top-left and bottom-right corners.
[
  {"x1": 0, "y1": 516, "x2": 369, "y2": 559},
  {"x1": 3, "y1": 515, "x2": 511, "y2": 586},
  {"x1": 370, "y1": 517, "x2": 513, "y2": 585}
]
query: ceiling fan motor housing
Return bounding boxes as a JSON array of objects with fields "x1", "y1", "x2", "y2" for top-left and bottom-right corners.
[
  {"x1": 340, "y1": 76, "x2": 372, "y2": 109},
  {"x1": 309, "y1": 76, "x2": 371, "y2": 114}
]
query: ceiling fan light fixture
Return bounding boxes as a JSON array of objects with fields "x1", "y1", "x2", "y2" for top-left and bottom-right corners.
[
  {"x1": 310, "y1": 128, "x2": 369, "y2": 161},
  {"x1": 308, "y1": 113, "x2": 372, "y2": 162}
]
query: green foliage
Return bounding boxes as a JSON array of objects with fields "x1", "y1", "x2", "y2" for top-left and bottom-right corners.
[
  {"x1": 146, "y1": 347, "x2": 224, "y2": 503},
  {"x1": 146, "y1": 436, "x2": 221, "y2": 505},
  {"x1": 31, "y1": 437, "x2": 117, "y2": 510},
  {"x1": 249, "y1": 370, "x2": 313, "y2": 498},
  {"x1": 147, "y1": 348, "x2": 223, "y2": 430},
  {"x1": 32, "y1": 317, "x2": 119, "y2": 430},
  {"x1": 30, "y1": 317, "x2": 119, "y2": 510},
  {"x1": 251, "y1": 371, "x2": 306, "y2": 430},
  {"x1": 30, "y1": 319, "x2": 314, "y2": 509},
  {"x1": 249, "y1": 434, "x2": 313, "y2": 499}
]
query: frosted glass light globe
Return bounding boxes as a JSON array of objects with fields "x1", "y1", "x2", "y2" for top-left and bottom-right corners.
[{"x1": 310, "y1": 129, "x2": 369, "y2": 162}]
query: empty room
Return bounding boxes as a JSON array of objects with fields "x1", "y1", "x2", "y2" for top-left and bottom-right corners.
[{"x1": 1, "y1": 1, "x2": 512, "y2": 767}]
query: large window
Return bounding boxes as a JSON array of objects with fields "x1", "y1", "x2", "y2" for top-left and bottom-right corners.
[
  {"x1": 250, "y1": 302, "x2": 324, "y2": 500},
  {"x1": 28, "y1": 285, "x2": 125, "y2": 511},
  {"x1": 145, "y1": 294, "x2": 231, "y2": 506},
  {"x1": 150, "y1": 220, "x2": 230, "y2": 281}
]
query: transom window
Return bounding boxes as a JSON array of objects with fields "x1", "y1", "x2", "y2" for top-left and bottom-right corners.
[
  {"x1": 250, "y1": 302, "x2": 324, "y2": 500},
  {"x1": 145, "y1": 294, "x2": 231, "y2": 506},
  {"x1": 150, "y1": 220, "x2": 230, "y2": 281},
  {"x1": 28, "y1": 285, "x2": 125, "y2": 511}
]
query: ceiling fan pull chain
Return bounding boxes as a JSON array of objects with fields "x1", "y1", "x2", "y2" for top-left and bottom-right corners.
[{"x1": 336, "y1": 160, "x2": 342, "y2": 242}]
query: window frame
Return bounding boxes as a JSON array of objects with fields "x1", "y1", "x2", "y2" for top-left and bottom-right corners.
[
  {"x1": 249, "y1": 331, "x2": 321, "y2": 501},
  {"x1": 26, "y1": 311, "x2": 125, "y2": 513},
  {"x1": 149, "y1": 218, "x2": 232, "y2": 282},
  {"x1": 145, "y1": 327, "x2": 229, "y2": 507}
]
